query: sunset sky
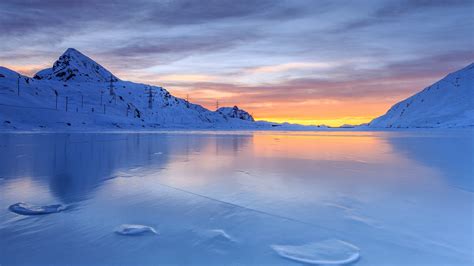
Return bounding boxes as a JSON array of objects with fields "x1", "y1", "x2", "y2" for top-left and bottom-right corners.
[{"x1": 1, "y1": 0, "x2": 473, "y2": 126}]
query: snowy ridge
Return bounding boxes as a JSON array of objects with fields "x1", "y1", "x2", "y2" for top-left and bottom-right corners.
[{"x1": 369, "y1": 63, "x2": 474, "y2": 128}]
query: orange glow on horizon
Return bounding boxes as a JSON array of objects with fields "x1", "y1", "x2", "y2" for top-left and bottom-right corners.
[
  {"x1": 254, "y1": 117, "x2": 374, "y2": 127},
  {"x1": 251, "y1": 132, "x2": 397, "y2": 162},
  {"x1": 8, "y1": 65, "x2": 409, "y2": 127},
  {"x1": 4, "y1": 64, "x2": 50, "y2": 77},
  {"x1": 171, "y1": 91, "x2": 398, "y2": 127}
]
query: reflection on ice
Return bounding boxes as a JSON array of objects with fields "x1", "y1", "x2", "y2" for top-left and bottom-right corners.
[
  {"x1": 272, "y1": 239, "x2": 360, "y2": 265},
  {"x1": 386, "y1": 131, "x2": 474, "y2": 192}
]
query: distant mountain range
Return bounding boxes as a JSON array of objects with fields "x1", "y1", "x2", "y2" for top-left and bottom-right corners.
[
  {"x1": 369, "y1": 63, "x2": 473, "y2": 128},
  {"x1": 0, "y1": 48, "x2": 472, "y2": 130}
]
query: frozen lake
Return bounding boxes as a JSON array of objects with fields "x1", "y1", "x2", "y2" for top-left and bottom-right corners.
[{"x1": 0, "y1": 130, "x2": 473, "y2": 265}]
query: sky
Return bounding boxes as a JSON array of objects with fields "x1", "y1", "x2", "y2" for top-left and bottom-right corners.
[{"x1": 1, "y1": 0, "x2": 473, "y2": 126}]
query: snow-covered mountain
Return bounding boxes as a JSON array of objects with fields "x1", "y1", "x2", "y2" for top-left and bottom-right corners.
[
  {"x1": 34, "y1": 48, "x2": 118, "y2": 83},
  {"x1": 217, "y1": 106, "x2": 254, "y2": 121},
  {"x1": 0, "y1": 48, "x2": 267, "y2": 131},
  {"x1": 369, "y1": 63, "x2": 474, "y2": 128}
]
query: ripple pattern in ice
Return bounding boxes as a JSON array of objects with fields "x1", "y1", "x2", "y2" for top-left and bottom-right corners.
[
  {"x1": 271, "y1": 239, "x2": 360, "y2": 265},
  {"x1": 114, "y1": 224, "x2": 158, "y2": 236},
  {"x1": 8, "y1": 202, "x2": 65, "y2": 215},
  {"x1": 200, "y1": 229, "x2": 235, "y2": 242}
]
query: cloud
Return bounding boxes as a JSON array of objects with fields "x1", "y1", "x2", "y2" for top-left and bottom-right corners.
[
  {"x1": 374, "y1": 0, "x2": 472, "y2": 17},
  {"x1": 0, "y1": 0, "x2": 301, "y2": 37},
  {"x1": 141, "y1": 0, "x2": 288, "y2": 25},
  {"x1": 244, "y1": 62, "x2": 339, "y2": 74},
  {"x1": 332, "y1": 0, "x2": 472, "y2": 32},
  {"x1": 158, "y1": 74, "x2": 218, "y2": 83},
  {"x1": 158, "y1": 50, "x2": 474, "y2": 108}
]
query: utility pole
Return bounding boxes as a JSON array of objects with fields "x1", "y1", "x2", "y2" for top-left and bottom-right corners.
[
  {"x1": 109, "y1": 75, "x2": 115, "y2": 96},
  {"x1": 216, "y1": 99, "x2": 219, "y2": 110},
  {"x1": 54, "y1": 90, "x2": 58, "y2": 110},
  {"x1": 145, "y1": 87, "x2": 156, "y2": 109},
  {"x1": 186, "y1": 94, "x2": 190, "y2": 108},
  {"x1": 108, "y1": 74, "x2": 117, "y2": 104},
  {"x1": 17, "y1": 75, "x2": 20, "y2": 96}
]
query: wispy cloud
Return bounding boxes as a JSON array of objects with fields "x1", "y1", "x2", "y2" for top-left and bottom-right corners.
[
  {"x1": 245, "y1": 62, "x2": 338, "y2": 74},
  {"x1": 157, "y1": 74, "x2": 219, "y2": 83}
]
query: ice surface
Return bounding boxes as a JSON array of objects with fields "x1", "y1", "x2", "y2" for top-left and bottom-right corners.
[
  {"x1": 271, "y1": 239, "x2": 360, "y2": 265},
  {"x1": 192, "y1": 229, "x2": 237, "y2": 254},
  {"x1": 195, "y1": 229, "x2": 235, "y2": 243},
  {"x1": 114, "y1": 224, "x2": 158, "y2": 236},
  {"x1": 0, "y1": 131, "x2": 472, "y2": 265},
  {"x1": 8, "y1": 202, "x2": 65, "y2": 215}
]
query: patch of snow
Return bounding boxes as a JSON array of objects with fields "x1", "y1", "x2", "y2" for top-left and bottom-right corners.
[
  {"x1": 114, "y1": 224, "x2": 158, "y2": 236},
  {"x1": 8, "y1": 202, "x2": 65, "y2": 215}
]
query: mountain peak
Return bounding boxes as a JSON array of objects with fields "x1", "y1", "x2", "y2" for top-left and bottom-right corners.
[
  {"x1": 34, "y1": 48, "x2": 118, "y2": 82},
  {"x1": 61, "y1": 48, "x2": 85, "y2": 59},
  {"x1": 217, "y1": 106, "x2": 255, "y2": 121}
]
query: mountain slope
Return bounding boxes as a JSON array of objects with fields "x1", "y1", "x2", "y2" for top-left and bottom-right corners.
[
  {"x1": 0, "y1": 48, "x2": 263, "y2": 130},
  {"x1": 369, "y1": 63, "x2": 474, "y2": 128}
]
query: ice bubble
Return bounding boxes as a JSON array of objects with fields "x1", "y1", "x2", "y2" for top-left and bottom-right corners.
[
  {"x1": 271, "y1": 239, "x2": 360, "y2": 265},
  {"x1": 8, "y1": 202, "x2": 65, "y2": 215},
  {"x1": 115, "y1": 224, "x2": 158, "y2": 236}
]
